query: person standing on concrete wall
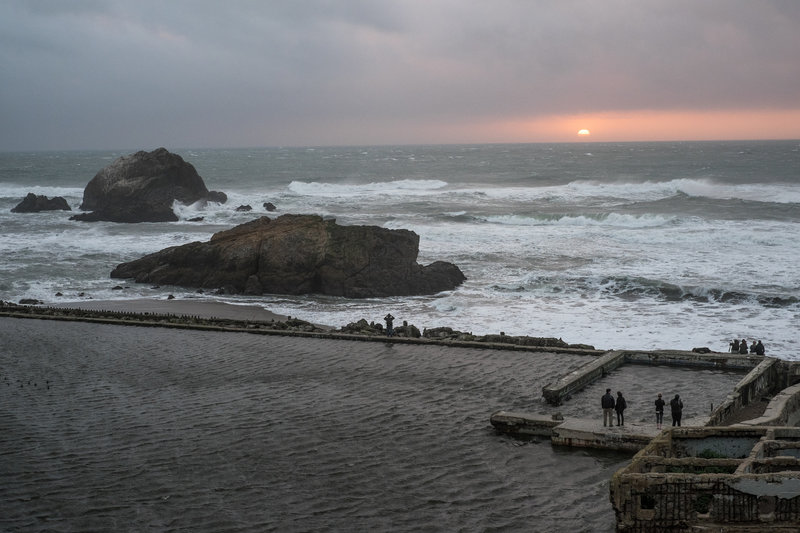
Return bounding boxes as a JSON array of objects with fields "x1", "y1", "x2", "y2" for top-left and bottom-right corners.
[
  {"x1": 384, "y1": 313, "x2": 395, "y2": 337},
  {"x1": 739, "y1": 339, "x2": 748, "y2": 354},
  {"x1": 670, "y1": 394, "x2": 683, "y2": 426},
  {"x1": 615, "y1": 391, "x2": 627, "y2": 426},
  {"x1": 654, "y1": 393, "x2": 665, "y2": 429},
  {"x1": 601, "y1": 388, "x2": 615, "y2": 427}
]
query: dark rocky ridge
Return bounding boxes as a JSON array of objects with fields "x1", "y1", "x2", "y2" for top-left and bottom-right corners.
[
  {"x1": 71, "y1": 147, "x2": 226, "y2": 223},
  {"x1": 111, "y1": 214, "x2": 466, "y2": 298},
  {"x1": 11, "y1": 193, "x2": 71, "y2": 213}
]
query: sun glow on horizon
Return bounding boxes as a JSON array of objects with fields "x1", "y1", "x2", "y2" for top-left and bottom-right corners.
[{"x1": 484, "y1": 108, "x2": 800, "y2": 144}]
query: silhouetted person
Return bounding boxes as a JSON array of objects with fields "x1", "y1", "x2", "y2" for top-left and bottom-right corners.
[
  {"x1": 601, "y1": 388, "x2": 615, "y2": 427},
  {"x1": 670, "y1": 394, "x2": 683, "y2": 426},
  {"x1": 730, "y1": 339, "x2": 739, "y2": 353},
  {"x1": 654, "y1": 393, "x2": 665, "y2": 429},
  {"x1": 384, "y1": 313, "x2": 395, "y2": 337},
  {"x1": 615, "y1": 391, "x2": 627, "y2": 426}
]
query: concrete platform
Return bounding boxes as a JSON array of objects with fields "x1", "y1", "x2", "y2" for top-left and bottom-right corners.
[
  {"x1": 551, "y1": 417, "x2": 660, "y2": 452},
  {"x1": 490, "y1": 410, "x2": 709, "y2": 452}
]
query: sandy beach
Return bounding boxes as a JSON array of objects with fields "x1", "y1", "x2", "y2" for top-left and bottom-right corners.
[{"x1": 52, "y1": 297, "x2": 303, "y2": 324}]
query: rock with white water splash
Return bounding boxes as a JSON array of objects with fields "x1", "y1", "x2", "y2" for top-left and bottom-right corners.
[{"x1": 70, "y1": 147, "x2": 226, "y2": 223}]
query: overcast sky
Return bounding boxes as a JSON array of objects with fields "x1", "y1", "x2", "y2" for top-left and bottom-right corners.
[{"x1": 2, "y1": 0, "x2": 799, "y2": 150}]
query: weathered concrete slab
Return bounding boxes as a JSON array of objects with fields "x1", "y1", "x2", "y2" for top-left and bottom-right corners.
[
  {"x1": 551, "y1": 417, "x2": 660, "y2": 452},
  {"x1": 490, "y1": 410, "x2": 686, "y2": 452},
  {"x1": 489, "y1": 410, "x2": 562, "y2": 437},
  {"x1": 541, "y1": 350, "x2": 625, "y2": 405}
]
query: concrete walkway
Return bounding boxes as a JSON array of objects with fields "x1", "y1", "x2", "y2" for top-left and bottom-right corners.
[{"x1": 490, "y1": 410, "x2": 709, "y2": 452}]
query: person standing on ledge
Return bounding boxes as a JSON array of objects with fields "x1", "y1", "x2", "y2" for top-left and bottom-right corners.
[
  {"x1": 384, "y1": 313, "x2": 395, "y2": 337},
  {"x1": 670, "y1": 394, "x2": 683, "y2": 426},
  {"x1": 739, "y1": 339, "x2": 748, "y2": 354},
  {"x1": 654, "y1": 393, "x2": 666, "y2": 429},
  {"x1": 601, "y1": 388, "x2": 615, "y2": 427},
  {"x1": 615, "y1": 391, "x2": 627, "y2": 426}
]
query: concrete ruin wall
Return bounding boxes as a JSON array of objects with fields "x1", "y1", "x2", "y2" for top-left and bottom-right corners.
[
  {"x1": 610, "y1": 427, "x2": 800, "y2": 532},
  {"x1": 622, "y1": 351, "x2": 765, "y2": 370},
  {"x1": 541, "y1": 350, "x2": 625, "y2": 405},
  {"x1": 706, "y1": 358, "x2": 781, "y2": 426},
  {"x1": 737, "y1": 383, "x2": 800, "y2": 428},
  {"x1": 542, "y1": 349, "x2": 764, "y2": 407}
]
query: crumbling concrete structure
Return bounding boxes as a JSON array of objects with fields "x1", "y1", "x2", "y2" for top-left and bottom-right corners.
[
  {"x1": 610, "y1": 426, "x2": 800, "y2": 532},
  {"x1": 542, "y1": 350, "x2": 768, "y2": 406}
]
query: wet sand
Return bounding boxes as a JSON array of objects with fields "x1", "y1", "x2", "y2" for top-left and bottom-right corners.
[{"x1": 52, "y1": 297, "x2": 292, "y2": 323}]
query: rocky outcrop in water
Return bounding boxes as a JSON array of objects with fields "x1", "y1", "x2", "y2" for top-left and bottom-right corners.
[
  {"x1": 110, "y1": 214, "x2": 466, "y2": 298},
  {"x1": 70, "y1": 147, "x2": 226, "y2": 222},
  {"x1": 11, "y1": 193, "x2": 70, "y2": 213}
]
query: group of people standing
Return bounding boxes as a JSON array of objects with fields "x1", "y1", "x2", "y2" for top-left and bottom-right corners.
[
  {"x1": 655, "y1": 393, "x2": 683, "y2": 429},
  {"x1": 601, "y1": 389, "x2": 684, "y2": 429},
  {"x1": 601, "y1": 389, "x2": 627, "y2": 426},
  {"x1": 730, "y1": 338, "x2": 765, "y2": 355}
]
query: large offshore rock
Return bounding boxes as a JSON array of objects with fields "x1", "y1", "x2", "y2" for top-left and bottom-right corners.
[
  {"x1": 110, "y1": 214, "x2": 466, "y2": 298},
  {"x1": 11, "y1": 193, "x2": 71, "y2": 212},
  {"x1": 71, "y1": 147, "x2": 226, "y2": 222}
]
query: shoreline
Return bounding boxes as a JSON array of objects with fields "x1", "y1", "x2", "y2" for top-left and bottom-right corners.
[
  {"x1": 1, "y1": 298, "x2": 604, "y2": 355},
  {"x1": 51, "y1": 298, "x2": 294, "y2": 324}
]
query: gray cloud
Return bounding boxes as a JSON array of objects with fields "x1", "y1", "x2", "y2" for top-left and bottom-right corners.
[{"x1": 1, "y1": 0, "x2": 799, "y2": 150}]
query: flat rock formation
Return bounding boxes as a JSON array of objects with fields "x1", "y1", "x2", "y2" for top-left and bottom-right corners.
[
  {"x1": 11, "y1": 193, "x2": 71, "y2": 212},
  {"x1": 110, "y1": 214, "x2": 466, "y2": 297},
  {"x1": 71, "y1": 147, "x2": 226, "y2": 222}
]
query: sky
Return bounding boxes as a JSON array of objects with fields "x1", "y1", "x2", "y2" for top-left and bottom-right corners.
[{"x1": 1, "y1": 0, "x2": 800, "y2": 151}]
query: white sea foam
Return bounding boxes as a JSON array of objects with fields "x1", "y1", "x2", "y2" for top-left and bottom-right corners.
[
  {"x1": 481, "y1": 213, "x2": 676, "y2": 228},
  {"x1": 287, "y1": 179, "x2": 448, "y2": 197},
  {"x1": 0, "y1": 183, "x2": 84, "y2": 200},
  {"x1": 449, "y1": 178, "x2": 800, "y2": 205}
]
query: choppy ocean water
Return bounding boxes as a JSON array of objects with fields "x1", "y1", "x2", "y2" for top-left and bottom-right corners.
[
  {"x1": 0, "y1": 317, "x2": 745, "y2": 532},
  {"x1": 1, "y1": 141, "x2": 799, "y2": 358}
]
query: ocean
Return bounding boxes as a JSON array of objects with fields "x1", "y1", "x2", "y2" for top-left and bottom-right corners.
[{"x1": 1, "y1": 141, "x2": 799, "y2": 358}]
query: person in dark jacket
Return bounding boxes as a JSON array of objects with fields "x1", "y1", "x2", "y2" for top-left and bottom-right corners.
[
  {"x1": 615, "y1": 391, "x2": 627, "y2": 426},
  {"x1": 670, "y1": 394, "x2": 684, "y2": 426},
  {"x1": 654, "y1": 393, "x2": 666, "y2": 429},
  {"x1": 755, "y1": 340, "x2": 765, "y2": 356},
  {"x1": 384, "y1": 313, "x2": 395, "y2": 337},
  {"x1": 601, "y1": 388, "x2": 615, "y2": 427},
  {"x1": 738, "y1": 339, "x2": 748, "y2": 354}
]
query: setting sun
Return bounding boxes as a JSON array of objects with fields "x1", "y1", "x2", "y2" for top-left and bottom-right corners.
[{"x1": 577, "y1": 129, "x2": 591, "y2": 136}]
